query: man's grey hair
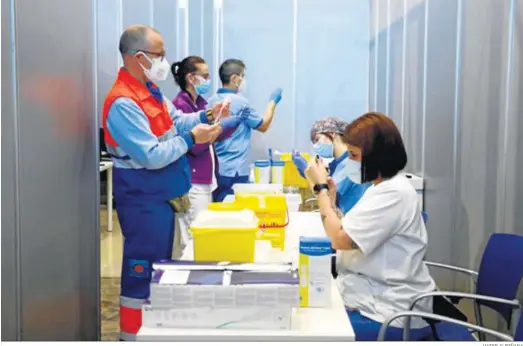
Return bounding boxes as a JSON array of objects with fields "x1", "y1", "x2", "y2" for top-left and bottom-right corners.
[
  {"x1": 118, "y1": 25, "x2": 159, "y2": 56},
  {"x1": 219, "y1": 59, "x2": 246, "y2": 84}
]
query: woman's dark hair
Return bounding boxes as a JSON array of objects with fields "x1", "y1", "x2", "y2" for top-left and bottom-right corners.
[
  {"x1": 342, "y1": 112, "x2": 407, "y2": 183},
  {"x1": 171, "y1": 56, "x2": 206, "y2": 91}
]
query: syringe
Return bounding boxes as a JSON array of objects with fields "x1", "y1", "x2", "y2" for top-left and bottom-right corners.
[{"x1": 214, "y1": 96, "x2": 231, "y2": 123}]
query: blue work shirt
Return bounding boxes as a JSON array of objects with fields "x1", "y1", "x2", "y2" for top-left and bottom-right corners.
[
  {"x1": 207, "y1": 88, "x2": 263, "y2": 177},
  {"x1": 106, "y1": 97, "x2": 206, "y2": 170},
  {"x1": 328, "y1": 152, "x2": 371, "y2": 214}
]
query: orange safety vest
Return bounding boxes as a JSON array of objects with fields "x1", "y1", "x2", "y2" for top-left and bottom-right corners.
[
  {"x1": 102, "y1": 68, "x2": 173, "y2": 147},
  {"x1": 101, "y1": 68, "x2": 192, "y2": 204}
]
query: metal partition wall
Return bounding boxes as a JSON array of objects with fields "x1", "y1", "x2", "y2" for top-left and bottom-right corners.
[
  {"x1": 1, "y1": 0, "x2": 100, "y2": 341},
  {"x1": 370, "y1": 0, "x2": 523, "y2": 292}
]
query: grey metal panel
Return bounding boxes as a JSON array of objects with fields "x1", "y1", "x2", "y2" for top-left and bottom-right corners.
[
  {"x1": 202, "y1": 0, "x2": 215, "y2": 64},
  {"x1": 402, "y1": 0, "x2": 425, "y2": 174},
  {"x1": 369, "y1": 0, "x2": 378, "y2": 110},
  {"x1": 13, "y1": 0, "x2": 99, "y2": 340},
  {"x1": 96, "y1": 0, "x2": 121, "y2": 121},
  {"x1": 97, "y1": 0, "x2": 191, "y2": 108},
  {"x1": 188, "y1": 0, "x2": 204, "y2": 57},
  {"x1": 153, "y1": 0, "x2": 181, "y2": 98},
  {"x1": 1, "y1": 0, "x2": 20, "y2": 340},
  {"x1": 422, "y1": 0, "x2": 460, "y2": 283},
  {"x1": 501, "y1": 0, "x2": 523, "y2": 238},
  {"x1": 459, "y1": 0, "x2": 512, "y2": 268},
  {"x1": 387, "y1": 0, "x2": 406, "y2": 127},
  {"x1": 376, "y1": 0, "x2": 388, "y2": 113},
  {"x1": 151, "y1": 0, "x2": 180, "y2": 56},
  {"x1": 122, "y1": 0, "x2": 152, "y2": 29},
  {"x1": 508, "y1": 0, "x2": 523, "y2": 237}
]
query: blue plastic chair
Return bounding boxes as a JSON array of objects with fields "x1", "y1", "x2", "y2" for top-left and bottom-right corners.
[
  {"x1": 517, "y1": 310, "x2": 523, "y2": 341},
  {"x1": 378, "y1": 309, "x2": 523, "y2": 341},
  {"x1": 410, "y1": 233, "x2": 523, "y2": 341}
]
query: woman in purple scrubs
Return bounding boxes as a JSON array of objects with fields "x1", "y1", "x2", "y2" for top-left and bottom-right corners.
[{"x1": 171, "y1": 56, "x2": 240, "y2": 248}]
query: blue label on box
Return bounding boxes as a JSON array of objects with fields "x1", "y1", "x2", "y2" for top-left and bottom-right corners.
[{"x1": 299, "y1": 236, "x2": 332, "y2": 256}]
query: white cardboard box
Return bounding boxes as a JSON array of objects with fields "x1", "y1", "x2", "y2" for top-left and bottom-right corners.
[
  {"x1": 149, "y1": 261, "x2": 300, "y2": 309},
  {"x1": 142, "y1": 305, "x2": 293, "y2": 330},
  {"x1": 298, "y1": 237, "x2": 332, "y2": 308},
  {"x1": 232, "y1": 183, "x2": 284, "y2": 194}
]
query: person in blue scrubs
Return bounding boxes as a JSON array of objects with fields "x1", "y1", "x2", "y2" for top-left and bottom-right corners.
[
  {"x1": 293, "y1": 117, "x2": 371, "y2": 214},
  {"x1": 207, "y1": 59, "x2": 283, "y2": 202}
]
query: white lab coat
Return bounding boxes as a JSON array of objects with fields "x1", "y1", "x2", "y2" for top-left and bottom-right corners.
[{"x1": 336, "y1": 174, "x2": 436, "y2": 328}]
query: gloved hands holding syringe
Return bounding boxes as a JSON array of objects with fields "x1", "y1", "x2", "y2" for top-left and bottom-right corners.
[
  {"x1": 209, "y1": 100, "x2": 231, "y2": 123},
  {"x1": 292, "y1": 151, "x2": 330, "y2": 178},
  {"x1": 190, "y1": 99, "x2": 233, "y2": 144},
  {"x1": 292, "y1": 151, "x2": 308, "y2": 178},
  {"x1": 213, "y1": 96, "x2": 241, "y2": 129}
]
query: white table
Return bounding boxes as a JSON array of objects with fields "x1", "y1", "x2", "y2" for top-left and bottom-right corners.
[
  {"x1": 99, "y1": 160, "x2": 113, "y2": 231},
  {"x1": 137, "y1": 212, "x2": 355, "y2": 341}
]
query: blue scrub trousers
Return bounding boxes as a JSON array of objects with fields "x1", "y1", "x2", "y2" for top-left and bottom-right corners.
[
  {"x1": 117, "y1": 201, "x2": 175, "y2": 299},
  {"x1": 213, "y1": 174, "x2": 249, "y2": 202},
  {"x1": 347, "y1": 310, "x2": 433, "y2": 341}
]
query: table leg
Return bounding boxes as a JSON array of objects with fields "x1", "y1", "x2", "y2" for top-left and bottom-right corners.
[{"x1": 107, "y1": 167, "x2": 113, "y2": 232}]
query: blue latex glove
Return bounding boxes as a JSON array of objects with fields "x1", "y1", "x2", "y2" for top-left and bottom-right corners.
[
  {"x1": 292, "y1": 151, "x2": 307, "y2": 178},
  {"x1": 422, "y1": 211, "x2": 428, "y2": 224},
  {"x1": 219, "y1": 116, "x2": 242, "y2": 129},
  {"x1": 269, "y1": 88, "x2": 283, "y2": 105}
]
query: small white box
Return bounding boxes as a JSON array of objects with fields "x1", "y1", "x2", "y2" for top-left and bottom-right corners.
[
  {"x1": 254, "y1": 160, "x2": 271, "y2": 184},
  {"x1": 285, "y1": 193, "x2": 302, "y2": 212},
  {"x1": 142, "y1": 305, "x2": 293, "y2": 330},
  {"x1": 232, "y1": 183, "x2": 284, "y2": 194},
  {"x1": 299, "y1": 237, "x2": 332, "y2": 308},
  {"x1": 271, "y1": 161, "x2": 285, "y2": 185}
]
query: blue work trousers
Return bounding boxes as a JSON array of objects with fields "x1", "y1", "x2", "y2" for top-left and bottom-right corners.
[
  {"x1": 212, "y1": 174, "x2": 249, "y2": 202},
  {"x1": 117, "y1": 201, "x2": 175, "y2": 300},
  {"x1": 347, "y1": 310, "x2": 433, "y2": 341}
]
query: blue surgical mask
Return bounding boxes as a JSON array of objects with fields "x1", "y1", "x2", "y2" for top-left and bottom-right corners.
[
  {"x1": 194, "y1": 77, "x2": 211, "y2": 95},
  {"x1": 313, "y1": 143, "x2": 334, "y2": 159}
]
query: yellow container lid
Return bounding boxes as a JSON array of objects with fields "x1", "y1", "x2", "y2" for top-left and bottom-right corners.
[
  {"x1": 264, "y1": 194, "x2": 287, "y2": 208},
  {"x1": 207, "y1": 202, "x2": 243, "y2": 212},
  {"x1": 235, "y1": 194, "x2": 287, "y2": 211},
  {"x1": 191, "y1": 210, "x2": 259, "y2": 232},
  {"x1": 280, "y1": 152, "x2": 311, "y2": 161}
]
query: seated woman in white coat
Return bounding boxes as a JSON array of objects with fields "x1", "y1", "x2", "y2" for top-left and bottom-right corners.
[{"x1": 304, "y1": 112, "x2": 436, "y2": 341}]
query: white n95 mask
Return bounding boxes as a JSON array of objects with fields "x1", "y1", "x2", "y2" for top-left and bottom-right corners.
[
  {"x1": 139, "y1": 54, "x2": 170, "y2": 82},
  {"x1": 237, "y1": 77, "x2": 247, "y2": 94},
  {"x1": 345, "y1": 159, "x2": 362, "y2": 184}
]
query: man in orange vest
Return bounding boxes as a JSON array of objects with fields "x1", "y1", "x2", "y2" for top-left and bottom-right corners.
[{"x1": 102, "y1": 25, "x2": 231, "y2": 341}]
